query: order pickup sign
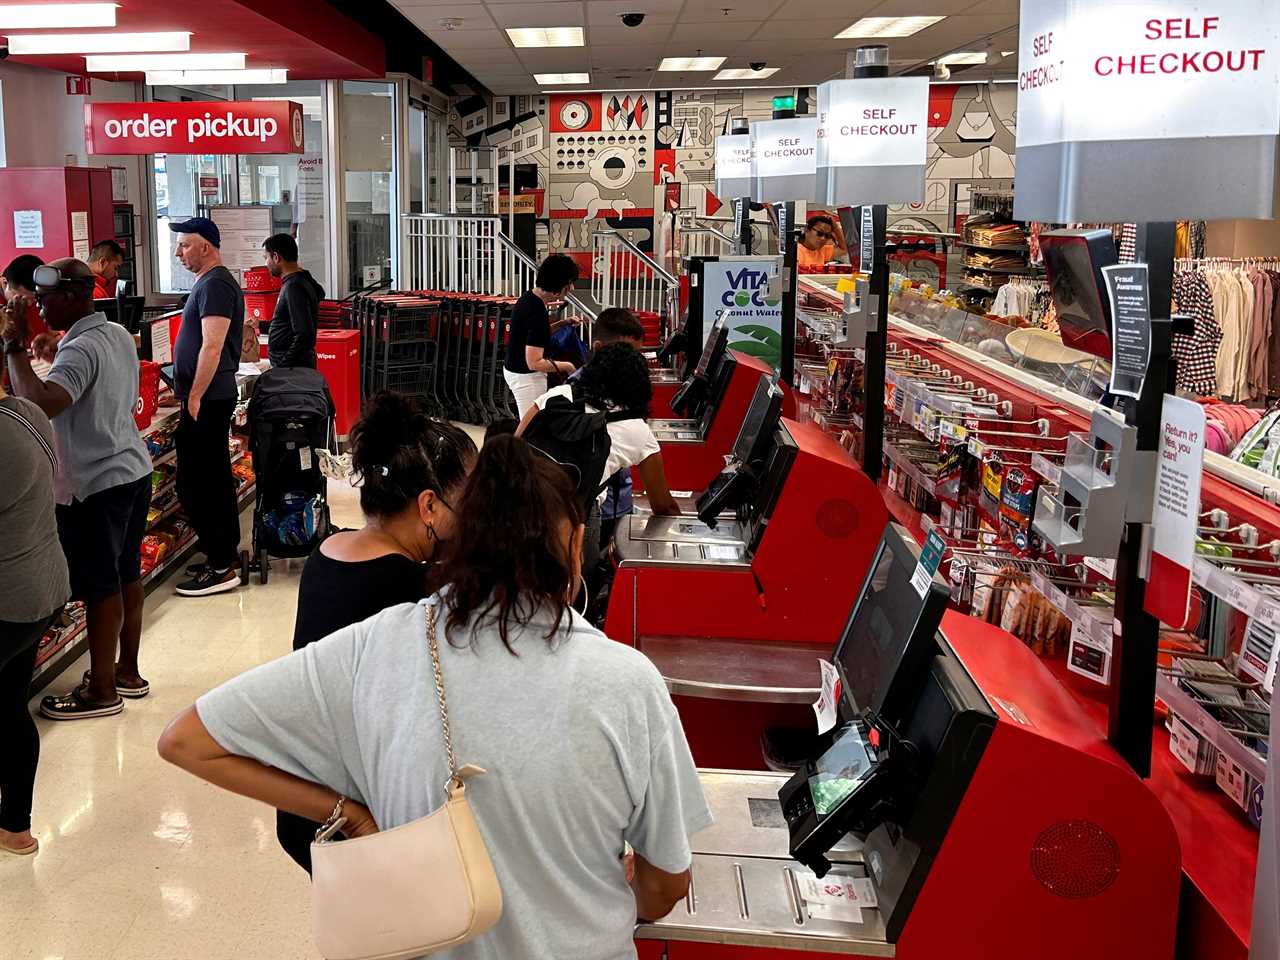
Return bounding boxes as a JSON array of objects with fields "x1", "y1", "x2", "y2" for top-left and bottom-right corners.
[{"x1": 86, "y1": 101, "x2": 305, "y2": 155}]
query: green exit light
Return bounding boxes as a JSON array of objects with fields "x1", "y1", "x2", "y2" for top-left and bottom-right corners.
[{"x1": 772, "y1": 95, "x2": 796, "y2": 111}]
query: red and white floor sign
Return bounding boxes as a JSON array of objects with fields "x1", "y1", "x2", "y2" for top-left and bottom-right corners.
[{"x1": 1145, "y1": 396, "x2": 1205, "y2": 629}]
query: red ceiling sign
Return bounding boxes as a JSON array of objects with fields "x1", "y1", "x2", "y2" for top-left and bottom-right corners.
[{"x1": 85, "y1": 101, "x2": 305, "y2": 155}]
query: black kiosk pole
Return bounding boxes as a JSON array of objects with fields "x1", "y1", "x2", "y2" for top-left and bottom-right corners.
[
  {"x1": 854, "y1": 45, "x2": 890, "y2": 484},
  {"x1": 1107, "y1": 222, "x2": 1179, "y2": 777}
]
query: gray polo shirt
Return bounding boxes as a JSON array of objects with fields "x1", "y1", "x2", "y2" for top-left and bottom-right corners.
[{"x1": 46, "y1": 312, "x2": 152, "y2": 505}]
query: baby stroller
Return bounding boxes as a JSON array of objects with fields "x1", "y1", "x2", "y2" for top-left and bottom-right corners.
[{"x1": 239, "y1": 366, "x2": 336, "y2": 585}]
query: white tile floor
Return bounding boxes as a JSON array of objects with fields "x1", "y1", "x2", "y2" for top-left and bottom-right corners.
[{"x1": 5, "y1": 477, "x2": 377, "y2": 960}]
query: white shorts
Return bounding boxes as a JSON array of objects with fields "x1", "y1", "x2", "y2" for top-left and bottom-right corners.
[{"x1": 503, "y1": 368, "x2": 548, "y2": 419}]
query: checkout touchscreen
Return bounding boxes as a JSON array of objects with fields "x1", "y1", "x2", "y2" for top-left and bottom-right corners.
[{"x1": 784, "y1": 524, "x2": 949, "y2": 825}]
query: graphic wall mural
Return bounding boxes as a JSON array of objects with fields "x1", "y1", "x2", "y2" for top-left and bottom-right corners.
[{"x1": 450, "y1": 82, "x2": 1019, "y2": 277}]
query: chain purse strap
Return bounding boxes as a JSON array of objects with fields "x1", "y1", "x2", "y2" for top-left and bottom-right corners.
[{"x1": 426, "y1": 602, "x2": 460, "y2": 783}]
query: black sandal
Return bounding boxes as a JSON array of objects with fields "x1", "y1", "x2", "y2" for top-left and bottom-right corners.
[
  {"x1": 82, "y1": 669, "x2": 150, "y2": 699},
  {"x1": 40, "y1": 687, "x2": 124, "y2": 721}
]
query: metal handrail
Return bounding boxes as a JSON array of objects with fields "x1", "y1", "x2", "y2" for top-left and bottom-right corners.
[
  {"x1": 593, "y1": 228, "x2": 677, "y2": 285},
  {"x1": 496, "y1": 233, "x2": 597, "y2": 321}
]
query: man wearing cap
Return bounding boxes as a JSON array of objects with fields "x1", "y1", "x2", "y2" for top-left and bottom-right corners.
[
  {"x1": 169, "y1": 217, "x2": 245, "y2": 597},
  {"x1": 1, "y1": 258, "x2": 153, "y2": 719}
]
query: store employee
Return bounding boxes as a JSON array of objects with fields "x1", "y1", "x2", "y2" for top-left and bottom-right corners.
[{"x1": 797, "y1": 213, "x2": 847, "y2": 269}]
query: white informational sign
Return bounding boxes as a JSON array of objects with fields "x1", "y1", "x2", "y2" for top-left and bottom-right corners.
[
  {"x1": 1018, "y1": 0, "x2": 1280, "y2": 147},
  {"x1": 701, "y1": 257, "x2": 785, "y2": 370},
  {"x1": 714, "y1": 133, "x2": 754, "y2": 199},
  {"x1": 209, "y1": 205, "x2": 273, "y2": 287},
  {"x1": 70, "y1": 210, "x2": 89, "y2": 242},
  {"x1": 1016, "y1": 0, "x2": 1280, "y2": 220},
  {"x1": 751, "y1": 117, "x2": 818, "y2": 202},
  {"x1": 13, "y1": 210, "x2": 43, "y2": 248},
  {"x1": 812, "y1": 659, "x2": 842, "y2": 735},
  {"x1": 110, "y1": 166, "x2": 128, "y2": 202},
  {"x1": 149, "y1": 318, "x2": 172, "y2": 365},
  {"x1": 73, "y1": 239, "x2": 90, "y2": 262},
  {"x1": 1067, "y1": 619, "x2": 1113, "y2": 684},
  {"x1": 816, "y1": 77, "x2": 929, "y2": 204},
  {"x1": 1144, "y1": 395, "x2": 1206, "y2": 628}
]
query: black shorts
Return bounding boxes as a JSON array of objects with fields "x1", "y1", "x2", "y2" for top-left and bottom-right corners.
[{"x1": 56, "y1": 474, "x2": 152, "y2": 604}]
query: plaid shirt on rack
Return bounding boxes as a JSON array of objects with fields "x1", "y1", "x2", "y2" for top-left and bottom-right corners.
[{"x1": 1172, "y1": 270, "x2": 1221, "y2": 396}]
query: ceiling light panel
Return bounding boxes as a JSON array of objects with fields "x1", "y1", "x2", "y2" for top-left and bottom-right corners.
[
  {"x1": 659, "y1": 56, "x2": 726, "y2": 71},
  {"x1": 147, "y1": 69, "x2": 289, "y2": 85},
  {"x1": 86, "y1": 52, "x2": 247, "y2": 72},
  {"x1": 0, "y1": 3, "x2": 115, "y2": 29},
  {"x1": 938, "y1": 51, "x2": 988, "y2": 65},
  {"x1": 534, "y1": 72, "x2": 590, "y2": 84},
  {"x1": 713, "y1": 67, "x2": 779, "y2": 80},
  {"x1": 7, "y1": 32, "x2": 190, "y2": 55},
  {"x1": 834, "y1": 16, "x2": 945, "y2": 39},
  {"x1": 505, "y1": 27, "x2": 583, "y2": 48}
]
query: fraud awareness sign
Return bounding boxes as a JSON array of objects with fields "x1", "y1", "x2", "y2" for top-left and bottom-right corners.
[
  {"x1": 1144, "y1": 396, "x2": 1206, "y2": 629},
  {"x1": 1014, "y1": 0, "x2": 1280, "y2": 221}
]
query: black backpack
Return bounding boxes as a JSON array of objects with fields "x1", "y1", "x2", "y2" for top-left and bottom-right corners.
[{"x1": 523, "y1": 384, "x2": 643, "y2": 511}]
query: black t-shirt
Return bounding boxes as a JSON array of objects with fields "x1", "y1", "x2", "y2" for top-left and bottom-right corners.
[
  {"x1": 175, "y1": 265, "x2": 245, "y2": 401},
  {"x1": 292, "y1": 548, "x2": 427, "y2": 651},
  {"x1": 504, "y1": 290, "x2": 550, "y2": 374}
]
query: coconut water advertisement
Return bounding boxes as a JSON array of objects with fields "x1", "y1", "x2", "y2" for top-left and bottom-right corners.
[{"x1": 702, "y1": 257, "x2": 785, "y2": 371}]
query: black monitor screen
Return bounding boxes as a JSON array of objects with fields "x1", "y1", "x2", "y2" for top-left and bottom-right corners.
[
  {"x1": 1041, "y1": 229, "x2": 1117, "y2": 361},
  {"x1": 835, "y1": 525, "x2": 947, "y2": 723},
  {"x1": 732, "y1": 376, "x2": 782, "y2": 465},
  {"x1": 696, "y1": 315, "x2": 729, "y2": 379}
]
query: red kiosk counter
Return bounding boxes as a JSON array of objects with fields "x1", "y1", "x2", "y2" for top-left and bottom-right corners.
[
  {"x1": 638, "y1": 317, "x2": 796, "y2": 494},
  {"x1": 797, "y1": 277, "x2": 1263, "y2": 960},
  {"x1": 632, "y1": 526, "x2": 1179, "y2": 960},
  {"x1": 606, "y1": 379, "x2": 888, "y2": 768}
]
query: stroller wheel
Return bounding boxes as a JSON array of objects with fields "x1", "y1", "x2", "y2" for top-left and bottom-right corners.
[
  {"x1": 259, "y1": 549, "x2": 270, "y2": 585},
  {"x1": 239, "y1": 550, "x2": 250, "y2": 587}
]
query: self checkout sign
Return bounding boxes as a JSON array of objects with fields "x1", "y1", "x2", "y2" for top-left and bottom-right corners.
[
  {"x1": 86, "y1": 100, "x2": 305, "y2": 155},
  {"x1": 1014, "y1": 0, "x2": 1280, "y2": 221}
]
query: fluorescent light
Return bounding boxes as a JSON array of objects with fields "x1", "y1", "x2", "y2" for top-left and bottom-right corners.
[
  {"x1": 7, "y1": 32, "x2": 190, "y2": 55},
  {"x1": 938, "y1": 51, "x2": 988, "y2": 65},
  {"x1": 0, "y1": 3, "x2": 115, "y2": 29},
  {"x1": 86, "y1": 52, "x2": 246, "y2": 72},
  {"x1": 835, "y1": 16, "x2": 945, "y2": 39},
  {"x1": 148, "y1": 68, "x2": 289, "y2": 85},
  {"x1": 534, "y1": 72, "x2": 590, "y2": 84},
  {"x1": 659, "y1": 56, "x2": 726, "y2": 71},
  {"x1": 505, "y1": 27, "x2": 583, "y2": 48},
  {"x1": 714, "y1": 67, "x2": 779, "y2": 80}
]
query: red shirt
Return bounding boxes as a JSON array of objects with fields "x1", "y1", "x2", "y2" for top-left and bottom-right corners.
[{"x1": 93, "y1": 274, "x2": 113, "y2": 299}]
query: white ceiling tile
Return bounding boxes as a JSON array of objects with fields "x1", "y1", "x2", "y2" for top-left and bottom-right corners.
[
  {"x1": 584, "y1": 42, "x2": 667, "y2": 64},
  {"x1": 771, "y1": 0, "x2": 881, "y2": 18},
  {"x1": 677, "y1": 0, "x2": 786, "y2": 22},
  {"x1": 741, "y1": 18, "x2": 853, "y2": 40},
  {"x1": 392, "y1": 2, "x2": 496, "y2": 27},
  {"x1": 586, "y1": 22, "x2": 675, "y2": 43},
  {"x1": 586, "y1": 0, "x2": 683, "y2": 23},
  {"x1": 664, "y1": 19, "x2": 767, "y2": 42},
  {"x1": 515, "y1": 49, "x2": 598, "y2": 69},
  {"x1": 448, "y1": 47, "x2": 524, "y2": 65},
  {"x1": 485, "y1": 2, "x2": 586, "y2": 27},
  {"x1": 432, "y1": 31, "x2": 514, "y2": 49}
]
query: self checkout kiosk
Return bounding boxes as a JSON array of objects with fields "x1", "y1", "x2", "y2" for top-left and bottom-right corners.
[
  {"x1": 635, "y1": 524, "x2": 1181, "y2": 960},
  {"x1": 605, "y1": 376, "x2": 889, "y2": 766},
  {"x1": 640, "y1": 315, "x2": 796, "y2": 493}
]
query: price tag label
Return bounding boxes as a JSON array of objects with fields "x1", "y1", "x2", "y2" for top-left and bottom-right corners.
[
  {"x1": 910, "y1": 530, "x2": 946, "y2": 598},
  {"x1": 1168, "y1": 715, "x2": 1201, "y2": 773},
  {"x1": 967, "y1": 436, "x2": 986, "y2": 459},
  {"x1": 939, "y1": 420, "x2": 968, "y2": 443},
  {"x1": 813, "y1": 659, "x2": 843, "y2": 734},
  {"x1": 1083, "y1": 556, "x2": 1117, "y2": 581},
  {"x1": 1067, "y1": 619, "x2": 1113, "y2": 685}
]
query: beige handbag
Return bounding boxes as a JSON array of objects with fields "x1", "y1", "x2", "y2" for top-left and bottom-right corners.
[{"x1": 310, "y1": 602, "x2": 503, "y2": 960}]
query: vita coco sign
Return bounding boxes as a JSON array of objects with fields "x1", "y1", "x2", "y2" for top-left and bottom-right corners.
[
  {"x1": 86, "y1": 101, "x2": 305, "y2": 155},
  {"x1": 1015, "y1": 0, "x2": 1280, "y2": 221},
  {"x1": 703, "y1": 257, "x2": 785, "y2": 370}
]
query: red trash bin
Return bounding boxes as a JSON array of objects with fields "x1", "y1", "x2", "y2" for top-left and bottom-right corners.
[{"x1": 315, "y1": 329, "x2": 360, "y2": 442}]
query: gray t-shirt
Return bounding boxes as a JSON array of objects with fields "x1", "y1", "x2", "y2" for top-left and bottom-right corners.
[
  {"x1": 197, "y1": 594, "x2": 712, "y2": 960},
  {"x1": 46, "y1": 313, "x2": 152, "y2": 505},
  {"x1": 0, "y1": 397, "x2": 70, "y2": 622}
]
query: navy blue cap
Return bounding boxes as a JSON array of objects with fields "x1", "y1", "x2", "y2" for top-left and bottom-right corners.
[{"x1": 168, "y1": 217, "x2": 220, "y2": 248}]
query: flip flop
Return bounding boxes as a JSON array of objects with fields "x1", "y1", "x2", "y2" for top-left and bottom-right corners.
[
  {"x1": 40, "y1": 687, "x2": 124, "y2": 721},
  {"x1": 0, "y1": 837, "x2": 38, "y2": 857},
  {"x1": 81, "y1": 670, "x2": 150, "y2": 699}
]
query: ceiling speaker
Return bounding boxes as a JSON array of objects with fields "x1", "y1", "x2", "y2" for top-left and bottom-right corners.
[{"x1": 1030, "y1": 820, "x2": 1121, "y2": 899}]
